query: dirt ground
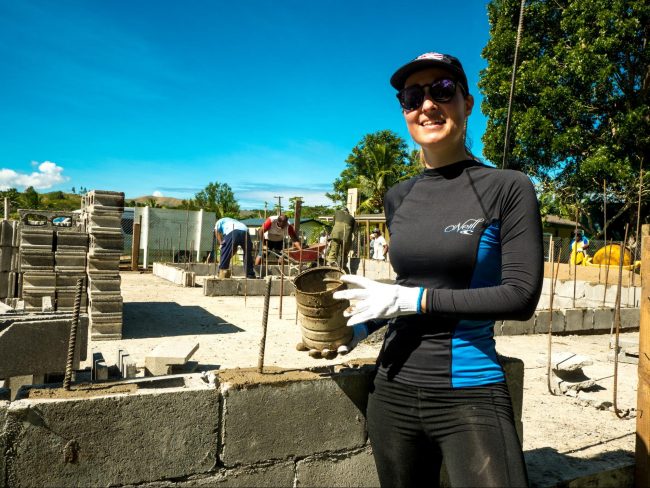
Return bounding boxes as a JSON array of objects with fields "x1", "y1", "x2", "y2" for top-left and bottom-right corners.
[{"x1": 86, "y1": 271, "x2": 639, "y2": 487}]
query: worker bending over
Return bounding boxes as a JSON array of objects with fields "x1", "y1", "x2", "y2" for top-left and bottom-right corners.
[
  {"x1": 215, "y1": 217, "x2": 256, "y2": 279},
  {"x1": 255, "y1": 214, "x2": 302, "y2": 266}
]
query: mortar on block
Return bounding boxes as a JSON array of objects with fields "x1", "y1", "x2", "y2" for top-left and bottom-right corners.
[{"x1": 293, "y1": 266, "x2": 352, "y2": 357}]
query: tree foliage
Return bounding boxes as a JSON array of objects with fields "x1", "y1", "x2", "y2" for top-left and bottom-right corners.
[
  {"x1": 327, "y1": 130, "x2": 419, "y2": 213},
  {"x1": 480, "y1": 0, "x2": 649, "y2": 237},
  {"x1": 194, "y1": 181, "x2": 240, "y2": 218}
]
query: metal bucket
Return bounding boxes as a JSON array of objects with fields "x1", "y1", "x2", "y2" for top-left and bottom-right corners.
[{"x1": 293, "y1": 266, "x2": 352, "y2": 350}]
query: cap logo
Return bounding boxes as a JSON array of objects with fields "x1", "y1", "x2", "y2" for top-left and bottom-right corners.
[{"x1": 416, "y1": 52, "x2": 450, "y2": 63}]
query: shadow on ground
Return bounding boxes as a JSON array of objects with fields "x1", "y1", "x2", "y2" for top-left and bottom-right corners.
[
  {"x1": 525, "y1": 444, "x2": 635, "y2": 487},
  {"x1": 123, "y1": 302, "x2": 243, "y2": 339}
]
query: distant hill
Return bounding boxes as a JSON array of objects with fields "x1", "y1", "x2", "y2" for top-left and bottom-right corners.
[{"x1": 130, "y1": 195, "x2": 185, "y2": 208}]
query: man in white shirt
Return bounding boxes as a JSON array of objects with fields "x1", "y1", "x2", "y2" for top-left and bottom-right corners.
[{"x1": 372, "y1": 229, "x2": 388, "y2": 261}]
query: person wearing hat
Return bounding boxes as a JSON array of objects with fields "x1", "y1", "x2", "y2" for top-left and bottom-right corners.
[{"x1": 330, "y1": 52, "x2": 543, "y2": 486}]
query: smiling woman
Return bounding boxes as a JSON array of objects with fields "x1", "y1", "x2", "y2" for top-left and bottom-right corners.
[{"x1": 317, "y1": 52, "x2": 545, "y2": 488}]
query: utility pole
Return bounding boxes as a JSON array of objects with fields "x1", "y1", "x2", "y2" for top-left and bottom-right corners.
[
  {"x1": 293, "y1": 197, "x2": 303, "y2": 236},
  {"x1": 263, "y1": 202, "x2": 268, "y2": 220},
  {"x1": 274, "y1": 196, "x2": 283, "y2": 216}
]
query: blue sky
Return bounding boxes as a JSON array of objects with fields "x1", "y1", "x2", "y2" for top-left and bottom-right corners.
[{"x1": 0, "y1": 0, "x2": 493, "y2": 208}]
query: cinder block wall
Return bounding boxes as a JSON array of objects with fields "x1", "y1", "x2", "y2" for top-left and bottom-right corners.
[{"x1": 0, "y1": 359, "x2": 524, "y2": 487}]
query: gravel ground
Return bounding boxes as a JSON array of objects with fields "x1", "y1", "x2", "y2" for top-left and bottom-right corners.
[{"x1": 87, "y1": 271, "x2": 638, "y2": 487}]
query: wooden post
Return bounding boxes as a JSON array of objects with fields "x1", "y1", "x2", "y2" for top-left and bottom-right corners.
[
  {"x1": 131, "y1": 216, "x2": 142, "y2": 271},
  {"x1": 636, "y1": 224, "x2": 650, "y2": 485}
]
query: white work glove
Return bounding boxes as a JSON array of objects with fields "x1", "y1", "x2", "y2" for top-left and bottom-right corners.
[{"x1": 333, "y1": 275, "x2": 424, "y2": 326}]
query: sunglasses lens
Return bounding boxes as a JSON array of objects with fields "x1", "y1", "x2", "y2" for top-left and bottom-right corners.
[
  {"x1": 430, "y1": 79, "x2": 456, "y2": 102},
  {"x1": 399, "y1": 86, "x2": 424, "y2": 111}
]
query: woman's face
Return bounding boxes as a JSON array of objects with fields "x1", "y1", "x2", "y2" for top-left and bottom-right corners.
[{"x1": 402, "y1": 67, "x2": 474, "y2": 154}]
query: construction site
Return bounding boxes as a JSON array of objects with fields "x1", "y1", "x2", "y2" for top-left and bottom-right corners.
[{"x1": 0, "y1": 190, "x2": 648, "y2": 488}]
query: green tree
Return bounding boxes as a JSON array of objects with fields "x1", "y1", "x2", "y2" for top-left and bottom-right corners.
[
  {"x1": 20, "y1": 186, "x2": 40, "y2": 209},
  {"x1": 194, "y1": 181, "x2": 240, "y2": 218},
  {"x1": 480, "y1": 0, "x2": 649, "y2": 237},
  {"x1": 327, "y1": 130, "x2": 419, "y2": 213}
]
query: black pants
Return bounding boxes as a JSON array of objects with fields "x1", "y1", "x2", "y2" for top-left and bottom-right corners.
[
  {"x1": 219, "y1": 229, "x2": 255, "y2": 278},
  {"x1": 367, "y1": 373, "x2": 528, "y2": 488}
]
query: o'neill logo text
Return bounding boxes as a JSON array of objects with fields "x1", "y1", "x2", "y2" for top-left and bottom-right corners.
[{"x1": 444, "y1": 218, "x2": 484, "y2": 235}]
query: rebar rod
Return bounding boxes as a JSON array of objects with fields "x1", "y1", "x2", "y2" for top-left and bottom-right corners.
[
  {"x1": 63, "y1": 278, "x2": 84, "y2": 391},
  {"x1": 603, "y1": 240, "x2": 612, "y2": 307},
  {"x1": 244, "y1": 230, "x2": 248, "y2": 306},
  {"x1": 632, "y1": 167, "x2": 644, "y2": 303},
  {"x1": 546, "y1": 244, "x2": 561, "y2": 396},
  {"x1": 501, "y1": 0, "x2": 526, "y2": 170},
  {"x1": 613, "y1": 225, "x2": 629, "y2": 418},
  {"x1": 257, "y1": 276, "x2": 273, "y2": 374},
  {"x1": 279, "y1": 237, "x2": 285, "y2": 319},
  {"x1": 573, "y1": 207, "x2": 579, "y2": 307}
]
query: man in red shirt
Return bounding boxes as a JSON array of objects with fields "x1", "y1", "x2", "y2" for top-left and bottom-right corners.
[{"x1": 255, "y1": 214, "x2": 302, "y2": 266}]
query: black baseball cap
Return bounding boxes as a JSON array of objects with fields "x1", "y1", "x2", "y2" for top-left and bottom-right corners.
[{"x1": 390, "y1": 52, "x2": 469, "y2": 94}]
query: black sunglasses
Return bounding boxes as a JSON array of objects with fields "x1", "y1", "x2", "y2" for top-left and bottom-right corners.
[{"x1": 396, "y1": 78, "x2": 459, "y2": 111}]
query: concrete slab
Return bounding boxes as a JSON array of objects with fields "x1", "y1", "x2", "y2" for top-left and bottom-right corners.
[
  {"x1": 204, "y1": 277, "x2": 295, "y2": 296},
  {"x1": 5, "y1": 381, "x2": 217, "y2": 487},
  {"x1": 0, "y1": 316, "x2": 88, "y2": 378},
  {"x1": 144, "y1": 342, "x2": 200, "y2": 376}
]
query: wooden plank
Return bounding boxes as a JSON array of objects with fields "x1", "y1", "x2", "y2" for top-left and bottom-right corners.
[{"x1": 636, "y1": 224, "x2": 650, "y2": 486}]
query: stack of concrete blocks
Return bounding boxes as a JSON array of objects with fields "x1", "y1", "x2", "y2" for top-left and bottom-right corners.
[
  {"x1": 19, "y1": 228, "x2": 55, "y2": 312},
  {"x1": 83, "y1": 190, "x2": 125, "y2": 340},
  {"x1": 0, "y1": 220, "x2": 19, "y2": 300},
  {"x1": 55, "y1": 231, "x2": 89, "y2": 312}
]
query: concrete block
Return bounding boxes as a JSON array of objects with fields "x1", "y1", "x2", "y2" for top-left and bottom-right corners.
[
  {"x1": 118, "y1": 349, "x2": 137, "y2": 378},
  {"x1": 89, "y1": 232, "x2": 124, "y2": 252},
  {"x1": 219, "y1": 366, "x2": 372, "y2": 466},
  {"x1": 493, "y1": 320, "x2": 503, "y2": 336},
  {"x1": 88, "y1": 274, "x2": 121, "y2": 293},
  {"x1": 297, "y1": 447, "x2": 379, "y2": 487},
  {"x1": 55, "y1": 231, "x2": 88, "y2": 251},
  {"x1": 145, "y1": 342, "x2": 199, "y2": 376},
  {"x1": 22, "y1": 271, "x2": 56, "y2": 289},
  {"x1": 85, "y1": 189, "x2": 125, "y2": 210},
  {"x1": 19, "y1": 249, "x2": 54, "y2": 271},
  {"x1": 593, "y1": 308, "x2": 614, "y2": 331},
  {"x1": 499, "y1": 355, "x2": 524, "y2": 444},
  {"x1": 87, "y1": 212, "x2": 122, "y2": 234},
  {"x1": 56, "y1": 290, "x2": 88, "y2": 312},
  {"x1": 54, "y1": 251, "x2": 87, "y2": 272},
  {"x1": 0, "y1": 220, "x2": 15, "y2": 246},
  {"x1": 19, "y1": 228, "x2": 54, "y2": 249},
  {"x1": 535, "y1": 310, "x2": 564, "y2": 334},
  {"x1": 203, "y1": 277, "x2": 295, "y2": 297},
  {"x1": 619, "y1": 307, "x2": 640, "y2": 329},
  {"x1": 92, "y1": 351, "x2": 108, "y2": 381},
  {"x1": 0, "y1": 246, "x2": 13, "y2": 272},
  {"x1": 5, "y1": 384, "x2": 218, "y2": 487},
  {"x1": 42, "y1": 295, "x2": 54, "y2": 312},
  {"x1": 153, "y1": 262, "x2": 196, "y2": 287},
  {"x1": 90, "y1": 295, "x2": 123, "y2": 315},
  {"x1": 0, "y1": 316, "x2": 88, "y2": 378},
  {"x1": 582, "y1": 308, "x2": 594, "y2": 330},
  {"x1": 502, "y1": 316, "x2": 534, "y2": 335},
  {"x1": 564, "y1": 308, "x2": 584, "y2": 332},
  {"x1": 22, "y1": 287, "x2": 56, "y2": 312},
  {"x1": 56, "y1": 272, "x2": 87, "y2": 290},
  {"x1": 87, "y1": 254, "x2": 120, "y2": 274}
]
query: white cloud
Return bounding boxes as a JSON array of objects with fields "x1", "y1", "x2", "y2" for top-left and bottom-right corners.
[
  {"x1": 152, "y1": 190, "x2": 163, "y2": 197},
  {"x1": 0, "y1": 161, "x2": 67, "y2": 190}
]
